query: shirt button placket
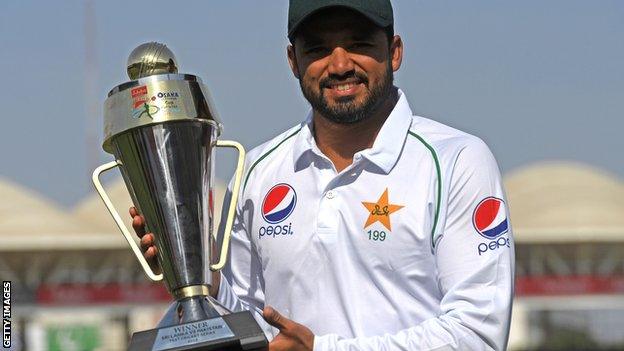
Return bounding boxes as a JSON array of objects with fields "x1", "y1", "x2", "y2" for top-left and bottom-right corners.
[{"x1": 316, "y1": 188, "x2": 338, "y2": 243}]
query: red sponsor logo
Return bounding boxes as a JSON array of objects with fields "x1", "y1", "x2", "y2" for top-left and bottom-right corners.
[
  {"x1": 131, "y1": 86, "x2": 148, "y2": 98},
  {"x1": 131, "y1": 86, "x2": 149, "y2": 109}
]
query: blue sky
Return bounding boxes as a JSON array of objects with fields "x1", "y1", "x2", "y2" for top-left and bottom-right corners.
[{"x1": 0, "y1": 0, "x2": 622, "y2": 206}]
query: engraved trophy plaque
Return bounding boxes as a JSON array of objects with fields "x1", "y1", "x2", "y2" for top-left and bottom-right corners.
[{"x1": 92, "y1": 42, "x2": 267, "y2": 351}]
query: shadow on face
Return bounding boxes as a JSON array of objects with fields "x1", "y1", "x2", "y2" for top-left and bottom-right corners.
[{"x1": 291, "y1": 7, "x2": 392, "y2": 65}]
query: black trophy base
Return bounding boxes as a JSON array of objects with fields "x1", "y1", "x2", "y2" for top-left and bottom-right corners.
[{"x1": 128, "y1": 311, "x2": 268, "y2": 351}]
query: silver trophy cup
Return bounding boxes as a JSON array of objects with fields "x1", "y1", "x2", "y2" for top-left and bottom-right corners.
[{"x1": 92, "y1": 42, "x2": 267, "y2": 351}]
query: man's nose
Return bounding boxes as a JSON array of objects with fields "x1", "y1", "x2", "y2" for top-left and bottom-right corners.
[{"x1": 327, "y1": 47, "x2": 354, "y2": 77}]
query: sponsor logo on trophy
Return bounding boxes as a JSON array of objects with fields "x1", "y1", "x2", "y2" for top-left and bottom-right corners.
[{"x1": 92, "y1": 42, "x2": 267, "y2": 351}]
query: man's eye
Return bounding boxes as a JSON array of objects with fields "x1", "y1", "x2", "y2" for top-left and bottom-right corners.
[
  {"x1": 305, "y1": 47, "x2": 328, "y2": 54},
  {"x1": 351, "y1": 42, "x2": 372, "y2": 49}
]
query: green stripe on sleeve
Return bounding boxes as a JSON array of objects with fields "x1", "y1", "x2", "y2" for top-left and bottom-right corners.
[{"x1": 408, "y1": 131, "x2": 442, "y2": 248}]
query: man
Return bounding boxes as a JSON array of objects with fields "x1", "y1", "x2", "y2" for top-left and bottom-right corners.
[{"x1": 134, "y1": 1, "x2": 514, "y2": 350}]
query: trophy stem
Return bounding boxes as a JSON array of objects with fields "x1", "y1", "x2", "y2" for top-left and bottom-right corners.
[{"x1": 158, "y1": 296, "x2": 226, "y2": 328}]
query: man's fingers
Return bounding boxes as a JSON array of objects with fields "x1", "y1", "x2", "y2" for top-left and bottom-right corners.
[
  {"x1": 263, "y1": 306, "x2": 289, "y2": 330},
  {"x1": 267, "y1": 333, "x2": 286, "y2": 351},
  {"x1": 132, "y1": 216, "x2": 146, "y2": 237},
  {"x1": 146, "y1": 245, "x2": 158, "y2": 258},
  {"x1": 145, "y1": 246, "x2": 161, "y2": 274},
  {"x1": 140, "y1": 234, "x2": 158, "y2": 261},
  {"x1": 131, "y1": 209, "x2": 147, "y2": 237},
  {"x1": 140, "y1": 233, "x2": 154, "y2": 250},
  {"x1": 130, "y1": 207, "x2": 161, "y2": 272}
]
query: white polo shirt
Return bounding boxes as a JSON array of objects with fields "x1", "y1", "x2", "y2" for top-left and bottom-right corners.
[{"x1": 217, "y1": 90, "x2": 514, "y2": 351}]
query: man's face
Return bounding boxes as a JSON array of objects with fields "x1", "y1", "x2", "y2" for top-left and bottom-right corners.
[{"x1": 288, "y1": 8, "x2": 402, "y2": 124}]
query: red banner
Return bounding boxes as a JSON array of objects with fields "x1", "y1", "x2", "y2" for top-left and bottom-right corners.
[
  {"x1": 35, "y1": 276, "x2": 624, "y2": 304},
  {"x1": 516, "y1": 275, "x2": 624, "y2": 296},
  {"x1": 36, "y1": 284, "x2": 171, "y2": 305}
]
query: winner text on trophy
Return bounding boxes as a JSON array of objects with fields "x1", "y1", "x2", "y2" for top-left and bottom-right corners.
[{"x1": 92, "y1": 42, "x2": 268, "y2": 351}]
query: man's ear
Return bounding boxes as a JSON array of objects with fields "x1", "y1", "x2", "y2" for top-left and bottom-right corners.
[
  {"x1": 389, "y1": 35, "x2": 403, "y2": 72},
  {"x1": 287, "y1": 44, "x2": 301, "y2": 79}
]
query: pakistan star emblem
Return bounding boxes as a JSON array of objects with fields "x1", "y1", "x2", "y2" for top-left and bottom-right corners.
[{"x1": 361, "y1": 188, "x2": 404, "y2": 231}]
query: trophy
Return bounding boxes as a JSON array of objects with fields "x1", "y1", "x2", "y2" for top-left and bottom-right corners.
[{"x1": 92, "y1": 42, "x2": 268, "y2": 351}]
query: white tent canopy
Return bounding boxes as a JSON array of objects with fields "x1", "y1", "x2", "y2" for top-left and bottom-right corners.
[
  {"x1": 0, "y1": 176, "x2": 100, "y2": 251},
  {"x1": 505, "y1": 162, "x2": 624, "y2": 243},
  {"x1": 0, "y1": 176, "x2": 227, "y2": 251}
]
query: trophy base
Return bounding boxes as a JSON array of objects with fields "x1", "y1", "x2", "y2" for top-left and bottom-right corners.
[{"x1": 128, "y1": 311, "x2": 268, "y2": 351}]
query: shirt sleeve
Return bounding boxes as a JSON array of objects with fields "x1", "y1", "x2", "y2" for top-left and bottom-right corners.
[
  {"x1": 215, "y1": 179, "x2": 276, "y2": 339},
  {"x1": 313, "y1": 138, "x2": 515, "y2": 351}
]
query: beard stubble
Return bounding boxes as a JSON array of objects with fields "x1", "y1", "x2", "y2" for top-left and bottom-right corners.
[{"x1": 299, "y1": 63, "x2": 394, "y2": 125}]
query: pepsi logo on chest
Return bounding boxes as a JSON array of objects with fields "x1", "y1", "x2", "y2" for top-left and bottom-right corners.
[
  {"x1": 262, "y1": 183, "x2": 297, "y2": 224},
  {"x1": 258, "y1": 184, "x2": 297, "y2": 239},
  {"x1": 472, "y1": 197, "x2": 509, "y2": 239}
]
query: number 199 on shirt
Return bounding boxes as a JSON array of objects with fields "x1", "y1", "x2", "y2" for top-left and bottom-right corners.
[{"x1": 367, "y1": 230, "x2": 386, "y2": 241}]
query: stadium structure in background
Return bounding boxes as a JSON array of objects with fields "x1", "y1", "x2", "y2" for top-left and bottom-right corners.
[
  {"x1": 506, "y1": 162, "x2": 624, "y2": 350},
  {"x1": 0, "y1": 178, "x2": 226, "y2": 351},
  {"x1": 0, "y1": 161, "x2": 623, "y2": 350}
]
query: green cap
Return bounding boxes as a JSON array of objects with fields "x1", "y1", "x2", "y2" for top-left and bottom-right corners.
[{"x1": 288, "y1": 0, "x2": 394, "y2": 41}]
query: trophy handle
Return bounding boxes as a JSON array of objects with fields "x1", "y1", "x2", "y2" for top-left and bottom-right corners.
[
  {"x1": 211, "y1": 140, "x2": 246, "y2": 271},
  {"x1": 92, "y1": 161, "x2": 164, "y2": 282}
]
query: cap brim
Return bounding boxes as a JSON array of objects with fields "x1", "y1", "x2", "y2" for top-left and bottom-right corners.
[{"x1": 288, "y1": 4, "x2": 391, "y2": 41}]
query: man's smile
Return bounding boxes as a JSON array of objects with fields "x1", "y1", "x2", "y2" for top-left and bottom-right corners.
[{"x1": 323, "y1": 79, "x2": 365, "y2": 99}]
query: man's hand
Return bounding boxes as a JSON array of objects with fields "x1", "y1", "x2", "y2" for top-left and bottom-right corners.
[
  {"x1": 263, "y1": 306, "x2": 314, "y2": 351},
  {"x1": 129, "y1": 206, "x2": 221, "y2": 297},
  {"x1": 130, "y1": 206, "x2": 161, "y2": 274}
]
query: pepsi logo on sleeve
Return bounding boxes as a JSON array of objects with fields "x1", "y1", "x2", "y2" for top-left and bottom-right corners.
[
  {"x1": 472, "y1": 197, "x2": 509, "y2": 239},
  {"x1": 262, "y1": 183, "x2": 297, "y2": 224}
]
